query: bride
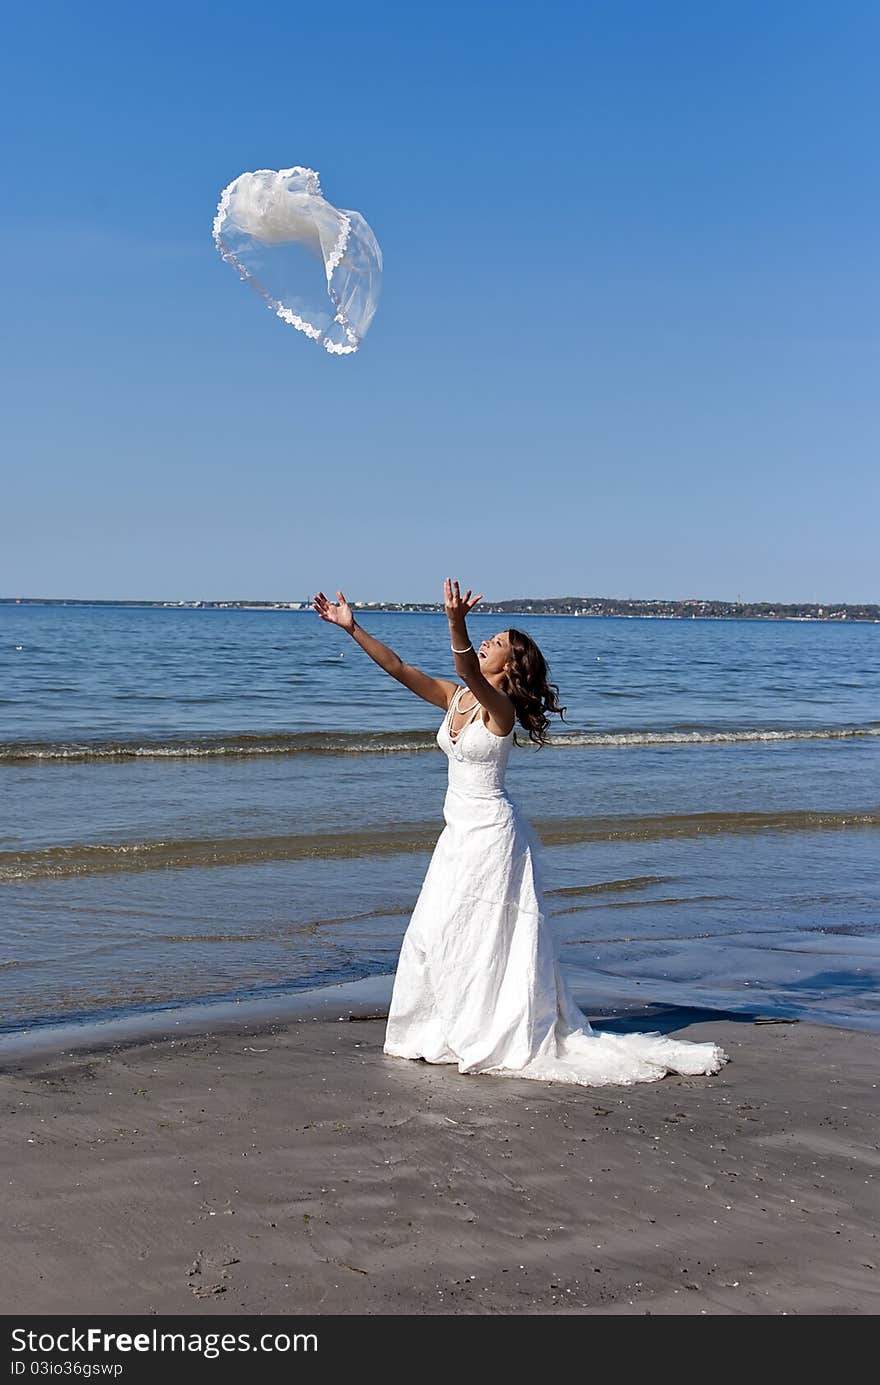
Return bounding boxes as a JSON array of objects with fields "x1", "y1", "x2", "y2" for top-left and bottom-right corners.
[{"x1": 313, "y1": 578, "x2": 729, "y2": 1088}]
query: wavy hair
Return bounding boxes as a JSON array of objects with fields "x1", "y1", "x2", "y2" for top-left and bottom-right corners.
[{"x1": 500, "y1": 627, "x2": 567, "y2": 747}]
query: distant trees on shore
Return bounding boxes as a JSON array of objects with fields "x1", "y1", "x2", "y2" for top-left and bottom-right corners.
[{"x1": 3, "y1": 597, "x2": 876, "y2": 622}]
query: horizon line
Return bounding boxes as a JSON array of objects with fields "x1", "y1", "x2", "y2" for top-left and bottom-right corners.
[{"x1": 1, "y1": 595, "x2": 875, "y2": 610}]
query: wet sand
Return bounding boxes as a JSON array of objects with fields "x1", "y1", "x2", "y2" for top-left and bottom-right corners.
[{"x1": 1, "y1": 1011, "x2": 878, "y2": 1315}]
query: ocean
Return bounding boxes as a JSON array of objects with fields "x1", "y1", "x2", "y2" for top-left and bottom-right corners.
[{"x1": 2, "y1": 603, "x2": 878, "y2": 1038}]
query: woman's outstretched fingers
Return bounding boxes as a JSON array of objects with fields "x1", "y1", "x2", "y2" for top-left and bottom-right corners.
[{"x1": 443, "y1": 578, "x2": 483, "y2": 615}]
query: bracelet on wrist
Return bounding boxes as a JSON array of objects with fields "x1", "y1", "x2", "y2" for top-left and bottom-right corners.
[{"x1": 451, "y1": 642, "x2": 473, "y2": 654}]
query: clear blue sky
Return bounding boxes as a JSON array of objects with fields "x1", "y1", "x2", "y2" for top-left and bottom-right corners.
[{"x1": 1, "y1": 1, "x2": 876, "y2": 604}]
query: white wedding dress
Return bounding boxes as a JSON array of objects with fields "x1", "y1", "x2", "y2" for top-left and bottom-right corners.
[{"x1": 383, "y1": 686, "x2": 729, "y2": 1087}]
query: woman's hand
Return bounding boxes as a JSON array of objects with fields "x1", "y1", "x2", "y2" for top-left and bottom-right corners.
[
  {"x1": 313, "y1": 590, "x2": 356, "y2": 634},
  {"x1": 444, "y1": 577, "x2": 483, "y2": 624}
]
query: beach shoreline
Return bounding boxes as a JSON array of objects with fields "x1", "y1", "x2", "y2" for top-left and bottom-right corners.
[{"x1": 2, "y1": 1004, "x2": 877, "y2": 1316}]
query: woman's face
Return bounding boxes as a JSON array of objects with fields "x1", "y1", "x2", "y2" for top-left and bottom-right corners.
[{"x1": 477, "y1": 630, "x2": 510, "y2": 676}]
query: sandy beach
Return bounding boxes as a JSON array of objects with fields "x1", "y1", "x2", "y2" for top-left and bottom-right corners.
[{"x1": 1, "y1": 1007, "x2": 877, "y2": 1316}]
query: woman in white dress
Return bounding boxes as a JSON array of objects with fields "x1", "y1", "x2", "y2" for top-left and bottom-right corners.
[{"x1": 313, "y1": 579, "x2": 728, "y2": 1088}]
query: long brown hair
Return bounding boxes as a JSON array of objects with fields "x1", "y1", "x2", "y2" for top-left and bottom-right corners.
[{"x1": 500, "y1": 627, "x2": 567, "y2": 747}]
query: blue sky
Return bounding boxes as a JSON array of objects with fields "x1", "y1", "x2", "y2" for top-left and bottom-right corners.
[{"x1": 1, "y1": 1, "x2": 876, "y2": 604}]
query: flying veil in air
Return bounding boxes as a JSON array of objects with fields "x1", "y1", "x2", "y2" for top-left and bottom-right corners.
[{"x1": 213, "y1": 165, "x2": 382, "y2": 355}]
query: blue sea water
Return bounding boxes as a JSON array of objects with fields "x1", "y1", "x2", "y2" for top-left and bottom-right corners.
[{"x1": 1, "y1": 603, "x2": 878, "y2": 1037}]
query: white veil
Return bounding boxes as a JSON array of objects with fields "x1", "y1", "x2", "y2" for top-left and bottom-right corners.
[{"x1": 213, "y1": 166, "x2": 382, "y2": 355}]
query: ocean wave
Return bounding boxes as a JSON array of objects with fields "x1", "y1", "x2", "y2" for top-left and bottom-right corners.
[
  {"x1": 0, "y1": 730, "x2": 437, "y2": 762},
  {"x1": 2, "y1": 723, "x2": 879, "y2": 763},
  {"x1": 3, "y1": 808, "x2": 878, "y2": 882},
  {"x1": 554, "y1": 726, "x2": 880, "y2": 748}
]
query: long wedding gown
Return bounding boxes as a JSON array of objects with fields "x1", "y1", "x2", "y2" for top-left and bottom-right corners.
[{"x1": 383, "y1": 686, "x2": 729, "y2": 1087}]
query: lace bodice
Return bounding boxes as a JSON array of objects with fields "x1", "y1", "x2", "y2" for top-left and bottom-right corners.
[{"x1": 436, "y1": 685, "x2": 514, "y2": 796}]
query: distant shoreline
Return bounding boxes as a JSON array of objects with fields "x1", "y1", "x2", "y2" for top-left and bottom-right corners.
[{"x1": 1, "y1": 597, "x2": 878, "y2": 623}]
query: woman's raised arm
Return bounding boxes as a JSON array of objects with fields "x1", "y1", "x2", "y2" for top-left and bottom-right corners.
[
  {"x1": 312, "y1": 590, "x2": 458, "y2": 711},
  {"x1": 444, "y1": 578, "x2": 516, "y2": 734}
]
